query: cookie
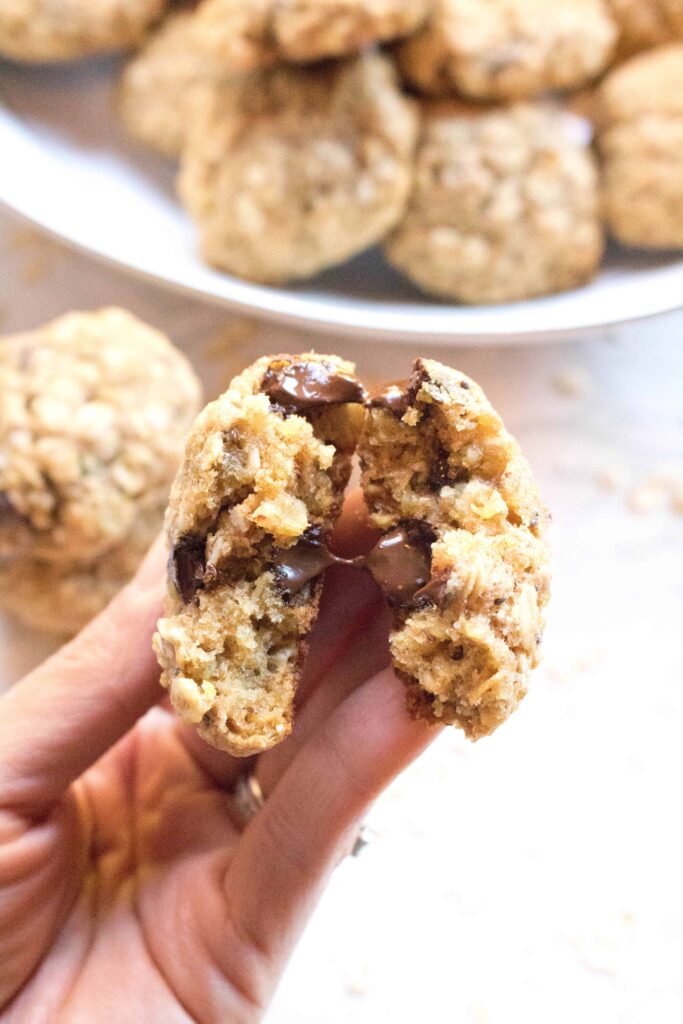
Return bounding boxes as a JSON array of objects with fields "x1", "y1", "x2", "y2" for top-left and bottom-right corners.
[
  {"x1": 396, "y1": 0, "x2": 616, "y2": 101},
  {"x1": 596, "y1": 44, "x2": 683, "y2": 248},
  {"x1": 606, "y1": 0, "x2": 683, "y2": 57},
  {"x1": 0, "y1": 0, "x2": 166, "y2": 62},
  {"x1": 358, "y1": 359, "x2": 551, "y2": 739},
  {"x1": 153, "y1": 354, "x2": 367, "y2": 756},
  {"x1": 384, "y1": 102, "x2": 603, "y2": 304},
  {"x1": 118, "y1": 11, "x2": 232, "y2": 158},
  {"x1": 178, "y1": 52, "x2": 418, "y2": 284},
  {"x1": 192, "y1": 0, "x2": 430, "y2": 69},
  {"x1": 0, "y1": 504, "x2": 160, "y2": 636},
  {"x1": 0, "y1": 308, "x2": 201, "y2": 564}
]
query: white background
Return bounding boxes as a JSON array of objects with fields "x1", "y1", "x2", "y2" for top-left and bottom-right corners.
[{"x1": 0, "y1": 212, "x2": 682, "y2": 1023}]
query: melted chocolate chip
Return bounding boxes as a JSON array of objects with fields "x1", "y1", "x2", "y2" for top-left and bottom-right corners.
[
  {"x1": 272, "y1": 527, "x2": 345, "y2": 598},
  {"x1": 367, "y1": 380, "x2": 410, "y2": 416},
  {"x1": 364, "y1": 521, "x2": 435, "y2": 608},
  {"x1": 413, "y1": 575, "x2": 451, "y2": 610},
  {"x1": 261, "y1": 360, "x2": 366, "y2": 416},
  {"x1": 172, "y1": 535, "x2": 207, "y2": 604}
]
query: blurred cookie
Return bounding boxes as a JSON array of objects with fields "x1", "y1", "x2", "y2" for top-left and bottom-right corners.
[
  {"x1": 359, "y1": 359, "x2": 551, "y2": 738},
  {"x1": 606, "y1": 0, "x2": 683, "y2": 57},
  {"x1": 0, "y1": 308, "x2": 201, "y2": 563},
  {"x1": 178, "y1": 53, "x2": 418, "y2": 284},
  {"x1": 192, "y1": 0, "x2": 430, "y2": 68},
  {"x1": 118, "y1": 11, "x2": 233, "y2": 158},
  {"x1": 154, "y1": 353, "x2": 366, "y2": 756},
  {"x1": 596, "y1": 44, "x2": 683, "y2": 248},
  {"x1": 396, "y1": 0, "x2": 616, "y2": 100},
  {"x1": 0, "y1": 505, "x2": 159, "y2": 636},
  {"x1": 0, "y1": 0, "x2": 167, "y2": 62},
  {"x1": 384, "y1": 102, "x2": 603, "y2": 304}
]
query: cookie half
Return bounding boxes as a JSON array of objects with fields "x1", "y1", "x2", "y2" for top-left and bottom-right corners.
[
  {"x1": 153, "y1": 354, "x2": 366, "y2": 756},
  {"x1": 358, "y1": 359, "x2": 551, "y2": 739}
]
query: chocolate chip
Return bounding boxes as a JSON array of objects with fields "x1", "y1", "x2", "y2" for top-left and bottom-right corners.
[
  {"x1": 171, "y1": 534, "x2": 207, "y2": 604},
  {"x1": 429, "y1": 444, "x2": 452, "y2": 490},
  {"x1": 272, "y1": 527, "x2": 345, "y2": 599},
  {"x1": 364, "y1": 520, "x2": 436, "y2": 608},
  {"x1": 367, "y1": 380, "x2": 410, "y2": 416},
  {"x1": 261, "y1": 359, "x2": 366, "y2": 416}
]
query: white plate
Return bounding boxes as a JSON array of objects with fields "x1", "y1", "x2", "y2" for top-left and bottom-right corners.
[{"x1": 1, "y1": 56, "x2": 681, "y2": 343}]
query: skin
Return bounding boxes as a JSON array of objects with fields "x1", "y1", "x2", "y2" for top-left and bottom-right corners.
[{"x1": 0, "y1": 491, "x2": 437, "y2": 1023}]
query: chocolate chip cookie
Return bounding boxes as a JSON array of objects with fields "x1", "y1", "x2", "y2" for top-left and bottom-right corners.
[
  {"x1": 0, "y1": 308, "x2": 201, "y2": 564},
  {"x1": 384, "y1": 102, "x2": 603, "y2": 304},
  {"x1": 0, "y1": 0, "x2": 166, "y2": 62},
  {"x1": 596, "y1": 44, "x2": 683, "y2": 249},
  {"x1": 359, "y1": 360, "x2": 551, "y2": 739},
  {"x1": 156, "y1": 353, "x2": 550, "y2": 754},
  {"x1": 192, "y1": 0, "x2": 430, "y2": 69},
  {"x1": 178, "y1": 52, "x2": 418, "y2": 284},
  {"x1": 396, "y1": 0, "x2": 616, "y2": 101},
  {"x1": 118, "y1": 11, "x2": 233, "y2": 158},
  {"x1": 153, "y1": 354, "x2": 366, "y2": 756}
]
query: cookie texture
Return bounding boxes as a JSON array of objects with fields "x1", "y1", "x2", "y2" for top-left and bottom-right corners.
[
  {"x1": 153, "y1": 354, "x2": 366, "y2": 756},
  {"x1": 359, "y1": 360, "x2": 551, "y2": 740},
  {"x1": 597, "y1": 44, "x2": 683, "y2": 248},
  {"x1": 118, "y1": 11, "x2": 232, "y2": 158},
  {"x1": 385, "y1": 102, "x2": 603, "y2": 304},
  {"x1": 0, "y1": 507, "x2": 159, "y2": 636},
  {"x1": 193, "y1": 0, "x2": 430, "y2": 68},
  {"x1": 0, "y1": 308, "x2": 201, "y2": 563},
  {"x1": 0, "y1": 0, "x2": 166, "y2": 62},
  {"x1": 178, "y1": 52, "x2": 418, "y2": 284},
  {"x1": 396, "y1": 0, "x2": 616, "y2": 101},
  {"x1": 606, "y1": 0, "x2": 683, "y2": 56}
]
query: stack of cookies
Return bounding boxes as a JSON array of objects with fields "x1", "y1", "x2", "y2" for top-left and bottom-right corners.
[
  {"x1": 0, "y1": 309, "x2": 201, "y2": 636},
  {"x1": 2, "y1": 1, "x2": 682, "y2": 303}
]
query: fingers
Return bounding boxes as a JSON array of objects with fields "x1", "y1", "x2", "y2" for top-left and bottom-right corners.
[
  {"x1": 0, "y1": 537, "x2": 167, "y2": 816},
  {"x1": 224, "y1": 668, "x2": 439, "y2": 961}
]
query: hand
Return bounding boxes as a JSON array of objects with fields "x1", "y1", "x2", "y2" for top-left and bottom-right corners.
[{"x1": 0, "y1": 492, "x2": 437, "y2": 1023}]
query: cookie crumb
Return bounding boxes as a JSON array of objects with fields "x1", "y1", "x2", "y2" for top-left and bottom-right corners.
[
  {"x1": 553, "y1": 366, "x2": 592, "y2": 398},
  {"x1": 595, "y1": 465, "x2": 626, "y2": 492},
  {"x1": 627, "y1": 482, "x2": 663, "y2": 515}
]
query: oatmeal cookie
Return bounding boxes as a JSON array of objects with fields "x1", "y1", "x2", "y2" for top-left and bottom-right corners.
[
  {"x1": 384, "y1": 102, "x2": 603, "y2": 304},
  {"x1": 178, "y1": 52, "x2": 418, "y2": 284},
  {"x1": 359, "y1": 359, "x2": 551, "y2": 739},
  {"x1": 118, "y1": 10, "x2": 234, "y2": 158},
  {"x1": 0, "y1": 0, "x2": 166, "y2": 62},
  {"x1": 0, "y1": 503, "x2": 160, "y2": 636},
  {"x1": 396, "y1": 0, "x2": 616, "y2": 101},
  {"x1": 606, "y1": 0, "x2": 683, "y2": 57},
  {"x1": 0, "y1": 308, "x2": 201, "y2": 563},
  {"x1": 153, "y1": 354, "x2": 366, "y2": 756},
  {"x1": 596, "y1": 44, "x2": 683, "y2": 248},
  {"x1": 192, "y1": 0, "x2": 430, "y2": 69}
]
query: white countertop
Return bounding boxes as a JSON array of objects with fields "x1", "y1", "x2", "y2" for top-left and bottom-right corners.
[{"x1": 1, "y1": 212, "x2": 682, "y2": 1024}]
